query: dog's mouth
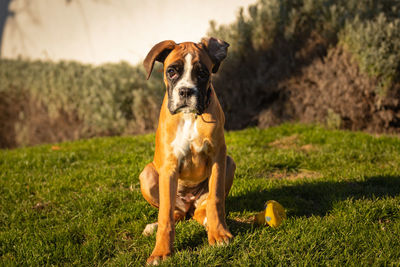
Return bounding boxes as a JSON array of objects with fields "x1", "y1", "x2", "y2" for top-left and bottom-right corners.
[{"x1": 173, "y1": 104, "x2": 200, "y2": 115}]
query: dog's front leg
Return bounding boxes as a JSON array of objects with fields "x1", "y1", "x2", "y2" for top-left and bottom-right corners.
[
  {"x1": 147, "y1": 163, "x2": 178, "y2": 265},
  {"x1": 206, "y1": 145, "x2": 233, "y2": 245}
]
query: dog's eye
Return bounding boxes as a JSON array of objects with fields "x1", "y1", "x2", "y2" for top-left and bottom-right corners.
[{"x1": 167, "y1": 68, "x2": 178, "y2": 79}]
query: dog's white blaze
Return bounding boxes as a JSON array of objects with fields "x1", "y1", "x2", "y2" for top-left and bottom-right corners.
[
  {"x1": 176, "y1": 53, "x2": 195, "y2": 89},
  {"x1": 171, "y1": 114, "x2": 198, "y2": 161},
  {"x1": 171, "y1": 53, "x2": 199, "y2": 113}
]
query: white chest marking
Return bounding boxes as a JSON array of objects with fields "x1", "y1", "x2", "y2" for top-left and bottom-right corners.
[{"x1": 171, "y1": 114, "x2": 198, "y2": 162}]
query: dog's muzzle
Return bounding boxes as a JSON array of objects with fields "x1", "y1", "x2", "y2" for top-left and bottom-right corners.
[{"x1": 168, "y1": 86, "x2": 211, "y2": 115}]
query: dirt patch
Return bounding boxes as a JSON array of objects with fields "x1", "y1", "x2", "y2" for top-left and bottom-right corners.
[
  {"x1": 269, "y1": 134, "x2": 300, "y2": 149},
  {"x1": 299, "y1": 144, "x2": 317, "y2": 152},
  {"x1": 269, "y1": 135, "x2": 318, "y2": 152},
  {"x1": 32, "y1": 201, "x2": 52, "y2": 211},
  {"x1": 269, "y1": 170, "x2": 322, "y2": 180},
  {"x1": 231, "y1": 216, "x2": 255, "y2": 224}
]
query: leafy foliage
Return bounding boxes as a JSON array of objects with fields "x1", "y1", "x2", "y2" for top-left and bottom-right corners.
[
  {"x1": 208, "y1": 0, "x2": 400, "y2": 132},
  {"x1": 0, "y1": 60, "x2": 164, "y2": 147},
  {"x1": 210, "y1": 0, "x2": 400, "y2": 54},
  {"x1": 340, "y1": 14, "x2": 400, "y2": 96}
]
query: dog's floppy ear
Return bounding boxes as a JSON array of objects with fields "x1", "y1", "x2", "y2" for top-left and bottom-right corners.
[
  {"x1": 143, "y1": 40, "x2": 176, "y2": 80},
  {"x1": 201, "y1": 37, "x2": 229, "y2": 73}
]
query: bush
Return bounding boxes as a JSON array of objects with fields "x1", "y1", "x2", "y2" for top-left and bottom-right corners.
[
  {"x1": 208, "y1": 0, "x2": 400, "y2": 132},
  {"x1": 0, "y1": 60, "x2": 164, "y2": 148},
  {"x1": 340, "y1": 14, "x2": 400, "y2": 98},
  {"x1": 210, "y1": 0, "x2": 400, "y2": 53}
]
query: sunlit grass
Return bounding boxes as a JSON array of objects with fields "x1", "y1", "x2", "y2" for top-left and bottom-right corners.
[{"x1": 1, "y1": 124, "x2": 399, "y2": 265}]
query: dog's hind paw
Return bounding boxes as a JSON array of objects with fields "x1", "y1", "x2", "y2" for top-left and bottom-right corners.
[{"x1": 142, "y1": 222, "x2": 158, "y2": 236}]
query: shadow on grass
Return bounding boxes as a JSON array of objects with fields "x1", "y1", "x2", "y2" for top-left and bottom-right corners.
[
  {"x1": 175, "y1": 176, "x2": 400, "y2": 251},
  {"x1": 226, "y1": 175, "x2": 400, "y2": 218}
]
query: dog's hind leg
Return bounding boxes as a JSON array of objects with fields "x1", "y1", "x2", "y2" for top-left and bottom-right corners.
[
  {"x1": 224, "y1": 155, "x2": 236, "y2": 197},
  {"x1": 140, "y1": 162, "x2": 160, "y2": 208}
]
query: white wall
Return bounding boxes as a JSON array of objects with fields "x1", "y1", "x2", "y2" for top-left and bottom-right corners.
[{"x1": 1, "y1": 0, "x2": 255, "y2": 65}]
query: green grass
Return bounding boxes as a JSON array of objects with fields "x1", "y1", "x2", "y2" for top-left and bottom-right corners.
[{"x1": 1, "y1": 124, "x2": 399, "y2": 266}]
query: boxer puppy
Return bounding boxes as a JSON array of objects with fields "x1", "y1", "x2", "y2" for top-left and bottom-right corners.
[{"x1": 140, "y1": 37, "x2": 235, "y2": 265}]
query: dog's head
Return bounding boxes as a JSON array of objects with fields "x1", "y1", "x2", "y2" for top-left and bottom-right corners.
[{"x1": 144, "y1": 37, "x2": 229, "y2": 115}]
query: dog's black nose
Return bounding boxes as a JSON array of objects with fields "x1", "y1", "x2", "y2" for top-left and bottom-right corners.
[{"x1": 178, "y1": 87, "x2": 194, "y2": 98}]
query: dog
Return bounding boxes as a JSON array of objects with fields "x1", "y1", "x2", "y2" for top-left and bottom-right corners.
[{"x1": 139, "y1": 37, "x2": 236, "y2": 265}]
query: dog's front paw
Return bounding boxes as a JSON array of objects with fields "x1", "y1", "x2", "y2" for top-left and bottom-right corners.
[
  {"x1": 147, "y1": 251, "x2": 171, "y2": 266},
  {"x1": 207, "y1": 225, "x2": 233, "y2": 246}
]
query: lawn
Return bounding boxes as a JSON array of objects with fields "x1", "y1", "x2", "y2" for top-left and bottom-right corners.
[{"x1": 1, "y1": 124, "x2": 399, "y2": 266}]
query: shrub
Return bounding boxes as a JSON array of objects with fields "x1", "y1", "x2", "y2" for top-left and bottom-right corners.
[
  {"x1": 340, "y1": 14, "x2": 400, "y2": 98},
  {"x1": 210, "y1": 0, "x2": 400, "y2": 53},
  {"x1": 208, "y1": 0, "x2": 400, "y2": 132},
  {"x1": 0, "y1": 60, "x2": 164, "y2": 147}
]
